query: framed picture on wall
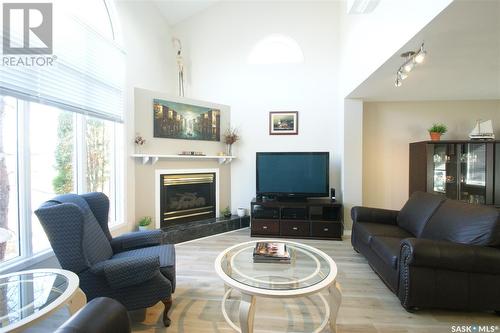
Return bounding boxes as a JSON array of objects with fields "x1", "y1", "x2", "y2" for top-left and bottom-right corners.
[
  {"x1": 153, "y1": 98, "x2": 221, "y2": 141},
  {"x1": 269, "y1": 111, "x2": 298, "y2": 135}
]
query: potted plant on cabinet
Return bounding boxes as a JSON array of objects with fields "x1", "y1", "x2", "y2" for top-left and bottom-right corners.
[
  {"x1": 428, "y1": 123, "x2": 447, "y2": 141},
  {"x1": 138, "y1": 216, "x2": 152, "y2": 231}
]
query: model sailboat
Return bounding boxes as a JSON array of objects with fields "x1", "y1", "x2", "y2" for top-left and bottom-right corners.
[{"x1": 469, "y1": 120, "x2": 495, "y2": 140}]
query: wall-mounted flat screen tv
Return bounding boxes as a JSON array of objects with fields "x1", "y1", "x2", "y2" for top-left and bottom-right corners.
[{"x1": 256, "y1": 152, "x2": 329, "y2": 198}]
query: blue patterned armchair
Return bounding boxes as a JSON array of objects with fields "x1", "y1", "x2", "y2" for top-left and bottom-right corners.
[{"x1": 35, "y1": 192, "x2": 175, "y2": 326}]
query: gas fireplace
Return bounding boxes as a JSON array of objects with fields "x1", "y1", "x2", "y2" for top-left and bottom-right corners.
[{"x1": 159, "y1": 172, "x2": 216, "y2": 228}]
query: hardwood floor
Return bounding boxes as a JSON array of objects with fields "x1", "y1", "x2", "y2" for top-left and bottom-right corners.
[{"x1": 28, "y1": 228, "x2": 499, "y2": 332}]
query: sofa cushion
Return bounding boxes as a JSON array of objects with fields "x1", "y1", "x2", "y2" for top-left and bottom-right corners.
[
  {"x1": 370, "y1": 236, "x2": 401, "y2": 269},
  {"x1": 420, "y1": 200, "x2": 500, "y2": 246},
  {"x1": 397, "y1": 191, "x2": 445, "y2": 237},
  {"x1": 353, "y1": 222, "x2": 412, "y2": 246},
  {"x1": 53, "y1": 194, "x2": 113, "y2": 265}
]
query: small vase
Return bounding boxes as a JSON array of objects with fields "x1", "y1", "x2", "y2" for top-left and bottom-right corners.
[
  {"x1": 138, "y1": 225, "x2": 149, "y2": 231},
  {"x1": 237, "y1": 208, "x2": 246, "y2": 217},
  {"x1": 226, "y1": 144, "x2": 232, "y2": 156},
  {"x1": 429, "y1": 132, "x2": 442, "y2": 141}
]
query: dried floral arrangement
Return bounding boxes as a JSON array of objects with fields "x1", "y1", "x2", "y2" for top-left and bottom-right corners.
[
  {"x1": 224, "y1": 128, "x2": 239, "y2": 145},
  {"x1": 135, "y1": 134, "x2": 146, "y2": 146}
]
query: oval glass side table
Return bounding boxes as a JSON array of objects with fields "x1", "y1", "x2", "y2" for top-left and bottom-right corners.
[{"x1": 0, "y1": 269, "x2": 87, "y2": 333}]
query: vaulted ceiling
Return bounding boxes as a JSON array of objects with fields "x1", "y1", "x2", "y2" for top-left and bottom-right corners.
[
  {"x1": 150, "y1": 0, "x2": 500, "y2": 101},
  {"x1": 348, "y1": 0, "x2": 500, "y2": 101},
  {"x1": 152, "y1": 0, "x2": 219, "y2": 26}
]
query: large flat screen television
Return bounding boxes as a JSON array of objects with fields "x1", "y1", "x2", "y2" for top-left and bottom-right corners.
[{"x1": 256, "y1": 152, "x2": 329, "y2": 199}]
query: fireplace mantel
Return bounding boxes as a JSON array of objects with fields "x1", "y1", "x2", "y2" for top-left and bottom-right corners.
[{"x1": 131, "y1": 153, "x2": 236, "y2": 165}]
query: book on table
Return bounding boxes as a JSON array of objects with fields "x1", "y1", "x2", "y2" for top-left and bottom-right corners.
[{"x1": 253, "y1": 242, "x2": 291, "y2": 263}]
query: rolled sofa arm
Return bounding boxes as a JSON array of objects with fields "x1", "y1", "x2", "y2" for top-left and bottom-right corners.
[
  {"x1": 91, "y1": 256, "x2": 161, "y2": 289},
  {"x1": 55, "y1": 297, "x2": 131, "y2": 333},
  {"x1": 111, "y1": 230, "x2": 164, "y2": 253},
  {"x1": 400, "y1": 238, "x2": 500, "y2": 274},
  {"x1": 351, "y1": 206, "x2": 399, "y2": 225}
]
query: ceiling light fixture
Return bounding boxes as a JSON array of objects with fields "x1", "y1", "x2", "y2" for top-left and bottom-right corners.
[
  {"x1": 397, "y1": 70, "x2": 408, "y2": 80},
  {"x1": 414, "y1": 44, "x2": 427, "y2": 64},
  {"x1": 394, "y1": 43, "x2": 427, "y2": 87}
]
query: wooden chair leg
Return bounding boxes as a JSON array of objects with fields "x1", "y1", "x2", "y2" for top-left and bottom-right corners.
[{"x1": 162, "y1": 297, "x2": 173, "y2": 327}]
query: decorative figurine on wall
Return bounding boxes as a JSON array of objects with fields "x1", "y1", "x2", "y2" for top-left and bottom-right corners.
[{"x1": 173, "y1": 38, "x2": 184, "y2": 97}]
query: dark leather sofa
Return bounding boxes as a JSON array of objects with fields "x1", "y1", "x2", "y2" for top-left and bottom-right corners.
[
  {"x1": 55, "y1": 297, "x2": 131, "y2": 333},
  {"x1": 351, "y1": 191, "x2": 500, "y2": 312}
]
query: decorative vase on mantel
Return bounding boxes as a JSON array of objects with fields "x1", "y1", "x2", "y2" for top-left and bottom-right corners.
[
  {"x1": 223, "y1": 127, "x2": 239, "y2": 157},
  {"x1": 135, "y1": 134, "x2": 146, "y2": 154}
]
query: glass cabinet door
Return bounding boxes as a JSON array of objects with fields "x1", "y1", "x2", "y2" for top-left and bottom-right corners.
[
  {"x1": 459, "y1": 143, "x2": 487, "y2": 204},
  {"x1": 431, "y1": 144, "x2": 458, "y2": 199}
]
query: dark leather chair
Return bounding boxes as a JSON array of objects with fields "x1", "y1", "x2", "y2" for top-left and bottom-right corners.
[
  {"x1": 35, "y1": 192, "x2": 175, "y2": 326},
  {"x1": 351, "y1": 191, "x2": 500, "y2": 313},
  {"x1": 55, "y1": 297, "x2": 130, "y2": 333}
]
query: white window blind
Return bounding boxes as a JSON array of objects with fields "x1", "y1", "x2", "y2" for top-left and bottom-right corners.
[{"x1": 0, "y1": 5, "x2": 125, "y2": 122}]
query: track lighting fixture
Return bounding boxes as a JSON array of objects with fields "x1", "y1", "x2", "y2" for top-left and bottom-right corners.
[
  {"x1": 394, "y1": 43, "x2": 426, "y2": 87},
  {"x1": 403, "y1": 61, "x2": 414, "y2": 73},
  {"x1": 397, "y1": 70, "x2": 408, "y2": 80},
  {"x1": 414, "y1": 44, "x2": 427, "y2": 64}
]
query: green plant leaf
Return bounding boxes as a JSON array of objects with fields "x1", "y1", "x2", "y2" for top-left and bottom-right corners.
[{"x1": 428, "y1": 123, "x2": 447, "y2": 134}]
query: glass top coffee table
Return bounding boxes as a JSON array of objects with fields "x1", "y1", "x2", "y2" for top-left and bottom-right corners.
[
  {"x1": 0, "y1": 269, "x2": 87, "y2": 333},
  {"x1": 215, "y1": 240, "x2": 342, "y2": 333}
]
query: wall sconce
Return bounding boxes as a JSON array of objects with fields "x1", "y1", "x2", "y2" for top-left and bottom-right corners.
[{"x1": 395, "y1": 43, "x2": 427, "y2": 87}]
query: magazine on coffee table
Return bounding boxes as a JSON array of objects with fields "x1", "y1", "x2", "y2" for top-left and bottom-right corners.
[{"x1": 253, "y1": 242, "x2": 291, "y2": 263}]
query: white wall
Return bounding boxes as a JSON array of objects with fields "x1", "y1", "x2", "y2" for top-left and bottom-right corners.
[
  {"x1": 363, "y1": 100, "x2": 500, "y2": 210},
  {"x1": 115, "y1": 0, "x2": 177, "y2": 231},
  {"x1": 338, "y1": 0, "x2": 454, "y2": 225},
  {"x1": 172, "y1": 1, "x2": 343, "y2": 212},
  {"x1": 112, "y1": 0, "x2": 459, "y2": 230},
  {"x1": 342, "y1": 99, "x2": 363, "y2": 228}
]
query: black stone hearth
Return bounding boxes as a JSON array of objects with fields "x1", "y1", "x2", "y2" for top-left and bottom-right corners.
[{"x1": 161, "y1": 215, "x2": 250, "y2": 244}]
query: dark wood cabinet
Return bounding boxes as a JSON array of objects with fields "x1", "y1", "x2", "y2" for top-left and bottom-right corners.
[
  {"x1": 251, "y1": 219, "x2": 280, "y2": 235},
  {"x1": 409, "y1": 140, "x2": 499, "y2": 207},
  {"x1": 280, "y1": 220, "x2": 310, "y2": 237},
  {"x1": 250, "y1": 198, "x2": 343, "y2": 239}
]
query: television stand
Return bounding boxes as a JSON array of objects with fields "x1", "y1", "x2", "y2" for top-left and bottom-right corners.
[
  {"x1": 276, "y1": 196, "x2": 308, "y2": 203},
  {"x1": 250, "y1": 197, "x2": 343, "y2": 240}
]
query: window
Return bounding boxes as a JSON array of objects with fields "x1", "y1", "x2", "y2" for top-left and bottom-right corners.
[
  {"x1": 0, "y1": 96, "x2": 123, "y2": 264},
  {"x1": 30, "y1": 104, "x2": 75, "y2": 253},
  {"x1": 247, "y1": 34, "x2": 304, "y2": 64},
  {"x1": 0, "y1": 0, "x2": 124, "y2": 267},
  {"x1": 85, "y1": 116, "x2": 122, "y2": 224},
  {"x1": 0, "y1": 97, "x2": 19, "y2": 262}
]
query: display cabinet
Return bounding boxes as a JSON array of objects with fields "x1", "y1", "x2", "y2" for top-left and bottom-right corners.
[{"x1": 409, "y1": 140, "x2": 499, "y2": 206}]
